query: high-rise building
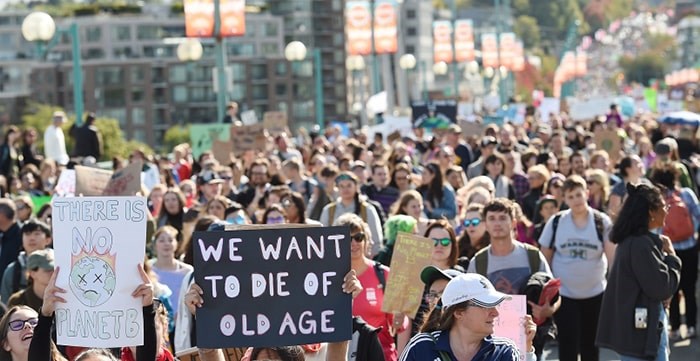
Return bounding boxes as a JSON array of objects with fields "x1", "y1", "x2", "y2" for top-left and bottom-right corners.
[{"x1": 267, "y1": 0, "x2": 349, "y2": 127}]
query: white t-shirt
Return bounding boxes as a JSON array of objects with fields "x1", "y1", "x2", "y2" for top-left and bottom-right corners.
[
  {"x1": 537, "y1": 208, "x2": 612, "y2": 299},
  {"x1": 467, "y1": 242, "x2": 552, "y2": 295}
]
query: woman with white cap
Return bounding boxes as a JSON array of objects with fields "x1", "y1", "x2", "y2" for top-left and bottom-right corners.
[{"x1": 399, "y1": 273, "x2": 537, "y2": 361}]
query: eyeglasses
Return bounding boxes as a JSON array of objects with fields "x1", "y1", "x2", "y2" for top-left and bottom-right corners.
[
  {"x1": 220, "y1": 176, "x2": 232, "y2": 180},
  {"x1": 8, "y1": 318, "x2": 38, "y2": 331},
  {"x1": 350, "y1": 232, "x2": 365, "y2": 243},
  {"x1": 424, "y1": 291, "x2": 443, "y2": 303},
  {"x1": 463, "y1": 218, "x2": 481, "y2": 227},
  {"x1": 433, "y1": 237, "x2": 451, "y2": 247},
  {"x1": 266, "y1": 216, "x2": 285, "y2": 224}
]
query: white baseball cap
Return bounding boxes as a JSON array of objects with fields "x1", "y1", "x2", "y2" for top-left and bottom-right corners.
[{"x1": 441, "y1": 273, "x2": 510, "y2": 309}]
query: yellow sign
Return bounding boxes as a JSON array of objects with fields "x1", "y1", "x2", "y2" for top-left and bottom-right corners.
[{"x1": 381, "y1": 232, "x2": 434, "y2": 316}]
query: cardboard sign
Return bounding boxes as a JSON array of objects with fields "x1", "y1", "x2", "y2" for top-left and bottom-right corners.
[
  {"x1": 230, "y1": 124, "x2": 267, "y2": 154},
  {"x1": 190, "y1": 124, "x2": 232, "y2": 159},
  {"x1": 263, "y1": 111, "x2": 289, "y2": 137},
  {"x1": 75, "y1": 166, "x2": 113, "y2": 196},
  {"x1": 493, "y1": 295, "x2": 527, "y2": 357},
  {"x1": 194, "y1": 226, "x2": 352, "y2": 348},
  {"x1": 211, "y1": 140, "x2": 234, "y2": 165},
  {"x1": 594, "y1": 129, "x2": 622, "y2": 162},
  {"x1": 103, "y1": 161, "x2": 142, "y2": 196},
  {"x1": 459, "y1": 120, "x2": 485, "y2": 138},
  {"x1": 54, "y1": 169, "x2": 76, "y2": 197},
  {"x1": 381, "y1": 232, "x2": 434, "y2": 315},
  {"x1": 240, "y1": 109, "x2": 258, "y2": 125},
  {"x1": 51, "y1": 197, "x2": 148, "y2": 347}
]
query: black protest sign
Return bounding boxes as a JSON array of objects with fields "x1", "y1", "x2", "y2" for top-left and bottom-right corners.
[
  {"x1": 194, "y1": 226, "x2": 352, "y2": 348},
  {"x1": 411, "y1": 100, "x2": 457, "y2": 129}
]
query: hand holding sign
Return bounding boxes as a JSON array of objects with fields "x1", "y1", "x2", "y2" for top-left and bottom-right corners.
[
  {"x1": 41, "y1": 266, "x2": 67, "y2": 317},
  {"x1": 342, "y1": 270, "x2": 362, "y2": 299},
  {"x1": 524, "y1": 314, "x2": 537, "y2": 353},
  {"x1": 186, "y1": 282, "x2": 205, "y2": 315},
  {"x1": 132, "y1": 264, "x2": 154, "y2": 307}
]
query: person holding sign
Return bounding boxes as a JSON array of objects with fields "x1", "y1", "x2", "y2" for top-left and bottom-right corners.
[
  {"x1": 334, "y1": 213, "x2": 397, "y2": 361},
  {"x1": 28, "y1": 264, "x2": 159, "y2": 361},
  {"x1": 0, "y1": 305, "x2": 66, "y2": 361},
  {"x1": 399, "y1": 273, "x2": 537, "y2": 361}
]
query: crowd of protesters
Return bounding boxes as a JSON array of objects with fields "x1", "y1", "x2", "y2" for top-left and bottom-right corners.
[{"x1": 0, "y1": 102, "x2": 694, "y2": 361}]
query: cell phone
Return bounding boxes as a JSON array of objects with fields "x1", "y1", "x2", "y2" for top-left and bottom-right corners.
[{"x1": 635, "y1": 307, "x2": 648, "y2": 329}]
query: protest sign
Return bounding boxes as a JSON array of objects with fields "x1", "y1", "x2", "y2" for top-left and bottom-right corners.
[
  {"x1": 381, "y1": 232, "x2": 433, "y2": 315},
  {"x1": 51, "y1": 196, "x2": 148, "y2": 347},
  {"x1": 190, "y1": 124, "x2": 232, "y2": 159},
  {"x1": 538, "y1": 97, "x2": 561, "y2": 122},
  {"x1": 263, "y1": 111, "x2": 289, "y2": 137},
  {"x1": 493, "y1": 295, "x2": 527, "y2": 357},
  {"x1": 54, "y1": 169, "x2": 76, "y2": 197},
  {"x1": 411, "y1": 100, "x2": 457, "y2": 129},
  {"x1": 240, "y1": 109, "x2": 258, "y2": 125},
  {"x1": 103, "y1": 161, "x2": 142, "y2": 196},
  {"x1": 194, "y1": 226, "x2": 352, "y2": 348},
  {"x1": 594, "y1": 129, "x2": 622, "y2": 162},
  {"x1": 212, "y1": 139, "x2": 234, "y2": 164},
  {"x1": 230, "y1": 124, "x2": 267, "y2": 154},
  {"x1": 75, "y1": 166, "x2": 113, "y2": 196}
]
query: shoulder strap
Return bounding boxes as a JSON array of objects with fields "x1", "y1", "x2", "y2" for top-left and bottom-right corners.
[
  {"x1": 373, "y1": 262, "x2": 386, "y2": 290},
  {"x1": 428, "y1": 332, "x2": 452, "y2": 361},
  {"x1": 549, "y1": 213, "x2": 562, "y2": 253},
  {"x1": 592, "y1": 210, "x2": 605, "y2": 244},
  {"x1": 11, "y1": 262, "x2": 22, "y2": 294},
  {"x1": 523, "y1": 243, "x2": 542, "y2": 275},
  {"x1": 328, "y1": 203, "x2": 336, "y2": 223},
  {"x1": 360, "y1": 202, "x2": 368, "y2": 222},
  {"x1": 474, "y1": 246, "x2": 490, "y2": 276}
]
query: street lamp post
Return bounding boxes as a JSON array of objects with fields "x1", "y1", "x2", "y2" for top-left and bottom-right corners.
[
  {"x1": 213, "y1": 0, "x2": 228, "y2": 123},
  {"x1": 22, "y1": 11, "x2": 84, "y2": 126},
  {"x1": 346, "y1": 55, "x2": 367, "y2": 126},
  {"x1": 285, "y1": 41, "x2": 324, "y2": 129}
]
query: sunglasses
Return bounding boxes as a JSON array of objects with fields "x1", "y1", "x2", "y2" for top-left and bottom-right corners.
[
  {"x1": 463, "y1": 218, "x2": 481, "y2": 227},
  {"x1": 350, "y1": 232, "x2": 365, "y2": 243},
  {"x1": 266, "y1": 216, "x2": 285, "y2": 224},
  {"x1": 8, "y1": 318, "x2": 38, "y2": 331},
  {"x1": 433, "y1": 237, "x2": 451, "y2": 247}
]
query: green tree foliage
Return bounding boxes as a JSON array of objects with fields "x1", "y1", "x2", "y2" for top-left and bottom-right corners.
[
  {"x1": 162, "y1": 126, "x2": 191, "y2": 153},
  {"x1": 513, "y1": 15, "x2": 541, "y2": 48},
  {"x1": 619, "y1": 54, "x2": 666, "y2": 86},
  {"x1": 20, "y1": 103, "x2": 152, "y2": 161},
  {"x1": 583, "y1": 0, "x2": 634, "y2": 32}
]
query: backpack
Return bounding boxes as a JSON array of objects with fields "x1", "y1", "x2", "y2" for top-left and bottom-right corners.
[
  {"x1": 663, "y1": 190, "x2": 695, "y2": 242},
  {"x1": 473, "y1": 243, "x2": 542, "y2": 278},
  {"x1": 373, "y1": 261, "x2": 386, "y2": 290},
  {"x1": 548, "y1": 209, "x2": 605, "y2": 252},
  {"x1": 327, "y1": 201, "x2": 368, "y2": 224}
]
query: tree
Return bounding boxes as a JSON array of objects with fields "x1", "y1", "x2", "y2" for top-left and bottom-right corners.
[
  {"x1": 514, "y1": 15, "x2": 541, "y2": 48},
  {"x1": 619, "y1": 54, "x2": 666, "y2": 86},
  {"x1": 21, "y1": 102, "x2": 153, "y2": 161},
  {"x1": 162, "y1": 125, "x2": 190, "y2": 153}
]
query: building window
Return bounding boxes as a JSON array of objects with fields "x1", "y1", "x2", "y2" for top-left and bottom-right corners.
[
  {"x1": 132, "y1": 89, "x2": 144, "y2": 103},
  {"x1": 229, "y1": 43, "x2": 254, "y2": 56},
  {"x1": 113, "y1": 26, "x2": 131, "y2": 41},
  {"x1": 85, "y1": 27, "x2": 101, "y2": 42},
  {"x1": 231, "y1": 83, "x2": 246, "y2": 100},
  {"x1": 264, "y1": 22, "x2": 278, "y2": 37},
  {"x1": 406, "y1": 45, "x2": 415, "y2": 54},
  {"x1": 96, "y1": 67, "x2": 123, "y2": 85},
  {"x1": 275, "y1": 84, "x2": 286, "y2": 97},
  {"x1": 275, "y1": 62, "x2": 287, "y2": 76},
  {"x1": 130, "y1": 67, "x2": 145, "y2": 84},
  {"x1": 169, "y1": 65, "x2": 187, "y2": 82},
  {"x1": 114, "y1": 47, "x2": 133, "y2": 58},
  {"x1": 252, "y1": 85, "x2": 267, "y2": 100},
  {"x1": 251, "y1": 64, "x2": 267, "y2": 80},
  {"x1": 104, "y1": 88, "x2": 126, "y2": 107},
  {"x1": 172, "y1": 86, "x2": 188, "y2": 102},
  {"x1": 133, "y1": 129, "x2": 146, "y2": 143},
  {"x1": 132, "y1": 108, "x2": 146, "y2": 125},
  {"x1": 407, "y1": 9, "x2": 416, "y2": 19},
  {"x1": 261, "y1": 43, "x2": 278, "y2": 56},
  {"x1": 407, "y1": 27, "x2": 417, "y2": 36},
  {"x1": 293, "y1": 100, "x2": 313, "y2": 118},
  {"x1": 137, "y1": 25, "x2": 161, "y2": 40},
  {"x1": 83, "y1": 48, "x2": 105, "y2": 59},
  {"x1": 230, "y1": 63, "x2": 246, "y2": 78},
  {"x1": 103, "y1": 109, "x2": 127, "y2": 126}
]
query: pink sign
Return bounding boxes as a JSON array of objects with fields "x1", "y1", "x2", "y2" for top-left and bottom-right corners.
[{"x1": 493, "y1": 295, "x2": 527, "y2": 357}]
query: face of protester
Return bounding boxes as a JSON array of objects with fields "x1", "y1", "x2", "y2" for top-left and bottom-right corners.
[
  {"x1": 337, "y1": 179, "x2": 357, "y2": 201},
  {"x1": 29, "y1": 267, "x2": 53, "y2": 288},
  {"x1": 394, "y1": 170, "x2": 411, "y2": 190},
  {"x1": 150, "y1": 188, "x2": 164, "y2": 210},
  {"x1": 454, "y1": 303, "x2": 500, "y2": 338},
  {"x1": 527, "y1": 172, "x2": 546, "y2": 190},
  {"x1": 15, "y1": 202, "x2": 31, "y2": 222},
  {"x1": 425, "y1": 278, "x2": 449, "y2": 309},
  {"x1": 250, "y1": 165, "x2": 269, "y2": 187},
  {"x1": 571, "y1": 156, "x2": 586, "y2": 175},
  {"x1": 421, "y1": 167, "x2": 435, "y2": 186},
  {"x1": 485, "y1": 160, "x2": 503, "y2": 177},
  {"x1": 447, "y1": 171, "x2": 463, "y2": 190},
  {"x1": 558, "y1": 158, "x2": 571, "y2": 175},
  {"x1": 3, "y1": 308, "x2": 38, "y2": 358},
  {"x1": 592, "y1": 156, "x2": 609, "y2": 171},
  {"x1": 546, "y1": 156, "x2": 558, "y2": 172},
  {"x1": 155, "y1": 232, "x2": 178, "y2": 259},
  {"x1": 539, "y1": 202, "x2": 558, "y2": 222},
  {"x1": 38, "y1": 209, "x2": 51, "y2": 225},
  {"x1": 428, "y1": 227, "x2": 452, "y2": 265},
  {"x1": 181, "y1": 184, "x2": 195, "y2": 199},
  {"x1": 372, "y1": 166, "x2": 389, "y2": 188},
  {"x1": 266, "y1": 210, "x2": 286, "y2": 225},
  {"x1": 464, "y1": 211, "x2": 486, "y2": 244},
  {"x1": 627, "y1": 158, "x2": 644, "y2": 179},
  {"x1": 352, "y1": 167, "x2": 367, "y2": 184},
  {"x1": 163, "y1": 193, "x2": 181, "y2": 215},
  {"x1": 22, "y1": 230, "x2": 50, "y2": 255},
  {"x1": 207, "y1": 200, "x2": 227, "y2": 220},
  {"x1": 564, "y1": 187, "x2": 589, "y2": 213},
  {"x1": 484, "y1": 211, "x2": 514, "y2": 241},
  {"x1": 20, "y1": 173, "x2": 36, "y2": 191},
  {"x1": 349, "y1": 227, "x2": 367, "y2": 259},
  {"x1": 403, "y1": 198, "x2": 423, "y2": 220},
  {"x1": 202, "y1": 182, "x2": 222, "y2": 200},
  {"x1": 649, "y1": 197, "x2": 669, "y2": 230},
  {"x1": 282, "y1": 198, "x2": 299, "y2": 222}
]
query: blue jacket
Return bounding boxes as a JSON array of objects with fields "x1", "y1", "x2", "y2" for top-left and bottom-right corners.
[
  {"x1": 400, "y1": 330, "x2": 519, "y2": 361},
  {"x1": 423, "y1": 185, "x2": 457, "y2": 220}
]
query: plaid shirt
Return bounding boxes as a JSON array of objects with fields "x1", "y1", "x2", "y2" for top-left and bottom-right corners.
[{"x1": 511, "y1": 172, "x2": 529, "y2": 202}]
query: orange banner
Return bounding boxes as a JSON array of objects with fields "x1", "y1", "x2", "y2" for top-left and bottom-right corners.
[
  {"x1": 433, "y1": 20, "x2": 453, "y2": 63},
  {"x1": 346, "y1": 1, "x2": 372, "y2": 56},
  {"x1": 373, "y1": 0, "x2": 398, "y2": 54},
  {"x1": 219, "y1": 0, "x2": 245, "y2": 37},
  {"x1": 575, "y1": 51, "x2": 587, "y2": 77},
  {"x1": 512, "y1": 41, "x2": 525, "y2": 72},
  {"x1": 185, "y1": 0, "x2": 215, "y2": 37},
  {"x1": 481, "y1": 33, "x2": 499, "y2": 69},
  {"x1": 454, "y1": 19, "x2": 475, "y2": 63},
  {"x1": 499, "y1": 32, "x2": 516, "y2": 70}
]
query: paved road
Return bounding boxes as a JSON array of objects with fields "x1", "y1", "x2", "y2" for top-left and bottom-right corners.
[{"x1": 541, "y1": 266, "x2": 699, "y2": 361}]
